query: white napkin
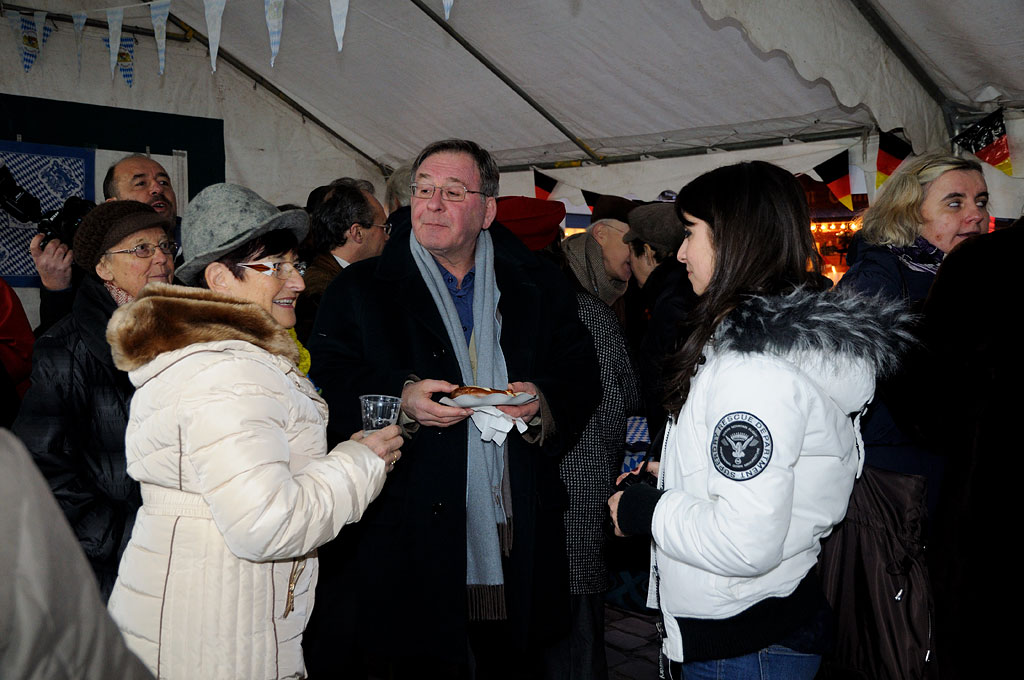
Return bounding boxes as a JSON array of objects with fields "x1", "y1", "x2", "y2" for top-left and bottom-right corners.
[{"x1": 469, "y1": 406, "x2": 527, "y2": 446}]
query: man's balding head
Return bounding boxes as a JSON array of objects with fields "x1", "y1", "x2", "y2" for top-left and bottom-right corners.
[{"x1": 103, "y1": 154, "x2": 178, "y2": 217}]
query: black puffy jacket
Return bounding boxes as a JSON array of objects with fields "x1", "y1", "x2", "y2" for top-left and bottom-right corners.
[{"x1": 13, "y1": 276, "x2": 139, "y2": 601}]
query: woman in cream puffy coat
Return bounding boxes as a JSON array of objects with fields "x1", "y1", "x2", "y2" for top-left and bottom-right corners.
[{"x1": 106, "y1": 184, "x2": 402, "y2": 680}]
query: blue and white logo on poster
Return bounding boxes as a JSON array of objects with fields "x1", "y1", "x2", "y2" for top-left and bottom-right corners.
[{"x1": 711, "y1": 411, "x2": 772, "y2": 481}]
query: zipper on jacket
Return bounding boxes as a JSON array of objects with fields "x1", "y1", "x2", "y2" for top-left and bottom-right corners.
[{"x1": 283, "y1": 558, "x2": 307, "y2": 618}]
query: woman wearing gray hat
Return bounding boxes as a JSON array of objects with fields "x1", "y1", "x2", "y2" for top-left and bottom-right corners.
[
  {"x1": 13, "y1": 200, "x2": 175, "y2": 602},
  {"x1": 104, "y1": 183, "x2": 401, "y2": 680}
]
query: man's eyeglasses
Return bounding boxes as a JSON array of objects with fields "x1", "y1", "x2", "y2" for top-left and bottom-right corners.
[
  {"x1": 409, "y1": 183, "x2": 488, "y2": 202},
  {"x1": 362, "y1": 223, "x2": 392, "y2": 236},
  {"x1": 237, "y1": 261, "x2": 308, "y2": 279},
  {"x1": 106, "y1": 240, "x2": 177, "y2": 258}
]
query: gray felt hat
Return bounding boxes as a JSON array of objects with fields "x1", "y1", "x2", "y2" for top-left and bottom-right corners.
[
  {"x1": 176, "y1": 183, "x2": 309, "y2": 285},
  {"x1": 624, "y1": 203, "x2": 686, "y2": 255}
]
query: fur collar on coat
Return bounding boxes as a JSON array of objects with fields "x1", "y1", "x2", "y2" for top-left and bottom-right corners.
[
  {"x1": 106, "y1": 282, "x2": 299, "y2": 373},
  {"x1": 715, "y1": 287, "x2": 916, "y2": 378}
]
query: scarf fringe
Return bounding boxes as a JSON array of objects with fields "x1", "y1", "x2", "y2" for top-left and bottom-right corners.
[
  {"x1": 467, "y1": 584, "x2": 507, "y2": 621},
  {"x1": 498, "y1": 517, "x2": 513, "y2": 557}
]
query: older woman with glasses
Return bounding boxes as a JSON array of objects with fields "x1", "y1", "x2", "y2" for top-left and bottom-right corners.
[
  {"x1": 105, "y1": 183, "x2": 402, "y2": 680},
  {"x1": 14, "y1": 200, "x2": 176, "y2": 601}
]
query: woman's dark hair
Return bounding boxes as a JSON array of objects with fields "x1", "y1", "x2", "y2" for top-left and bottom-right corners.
[
  {"x1": 199, "y1": 229, "x2": 299, "y2": 287},
  {"x1": 663, "y1": 161, "x2": 825, "y2": 410}
]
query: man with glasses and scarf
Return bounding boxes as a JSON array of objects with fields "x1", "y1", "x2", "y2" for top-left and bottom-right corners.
[{"x1": 304, "y1": 139, "x2": 598, "y2": 679}]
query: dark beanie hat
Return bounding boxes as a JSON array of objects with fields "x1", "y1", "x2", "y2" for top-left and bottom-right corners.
[
  {"x1": 496, "y1": 196, "x2": 565, "y2": 251},
  {"x1": 589, "y1": 193, "x2": 642, "y2": 224},
  {"x1": 73, "y1": 200, "x2": 173, "y2": 271}
]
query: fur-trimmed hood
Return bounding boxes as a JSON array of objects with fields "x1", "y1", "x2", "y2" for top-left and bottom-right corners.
[
  {"x1": 716, "y1": 287, "x2": 916, "y2": 374},
  {"x1": 106, "y1": 282, "x2": 299, "y2": 373},
  {"x1": 713, "y1": 287, "x2": 917, "y2": 414}
]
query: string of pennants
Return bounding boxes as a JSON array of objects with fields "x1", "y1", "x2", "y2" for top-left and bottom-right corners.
[
  {"x1": 811, "y1": 110, "x2": 1014, "y2": 212},
  {"x1": 539, "y1": 112, "x2": 1014, "y2": 217},
  {"x1": 5, "y1": 0, "x2": 458, "y2": 85}
]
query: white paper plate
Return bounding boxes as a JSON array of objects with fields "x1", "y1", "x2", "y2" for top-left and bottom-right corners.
[{"x1": 440, "y1": 391, "x2": 538, "y2": 407}]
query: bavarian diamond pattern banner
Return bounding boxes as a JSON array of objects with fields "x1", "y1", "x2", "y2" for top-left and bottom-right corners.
[
  {"x1": 0, "y1": 142, "x2": 95, "y2": 286},
  {"x1": 7, "y1": 12, "x2": 52, "y2": 72},
  {"x1": 103, "y1": 35, "x2": 136, "y2": 87}
]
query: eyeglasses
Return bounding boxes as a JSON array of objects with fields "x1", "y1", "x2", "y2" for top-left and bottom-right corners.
[
  {"x1": 362, "y1": 223, "x2": 392, "y2": 236},
  {"x1": 106, "y1": 240, "x2": 177, "y2": 258},
  {"x1": 237, "y1": 261, "x2": 308, "y2": 279},
  {"x1": 409, "y1": 182, "x2": 489, "y2": 202}
]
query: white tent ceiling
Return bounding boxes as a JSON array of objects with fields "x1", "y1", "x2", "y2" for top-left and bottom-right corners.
[
  {"x1": 162, "y1": 0, "x2": 1024, "y2": 168},
  {"x1": 3, "y1": 0, "x2": 1022, "y2": 207}
]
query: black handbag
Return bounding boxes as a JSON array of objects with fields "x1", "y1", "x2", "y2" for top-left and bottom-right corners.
[{"x1": 816, "y1": 464, "x2": 934, "y2": 680}]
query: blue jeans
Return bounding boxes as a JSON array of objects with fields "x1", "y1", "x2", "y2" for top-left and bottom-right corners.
[{"x1": 666, "y1": 646, "x2": 821, "y2": 680}]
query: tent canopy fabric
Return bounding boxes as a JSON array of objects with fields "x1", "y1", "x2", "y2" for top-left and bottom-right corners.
[
  {"x1": 2, "y1": 0, "x2": 1021, "y2": 211},
  {"x1": 161, "y1": 0, "x2": 1023, "y2": 167}
]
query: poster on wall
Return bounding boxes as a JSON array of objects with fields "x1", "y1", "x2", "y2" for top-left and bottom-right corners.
[{"x1": 0, "y1": 140, "x2": 95, "y2": 286}]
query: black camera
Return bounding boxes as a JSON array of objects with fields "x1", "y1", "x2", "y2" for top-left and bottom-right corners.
[
  {"x1": 1, "y1": 161, "x2": 94, "y2": 248},
  {"x1": 37, "y1": 196, "x2": 95, "y2": 249}
]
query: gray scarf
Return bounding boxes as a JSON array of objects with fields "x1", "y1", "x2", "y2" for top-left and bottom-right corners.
[
  {"x1": 410, "y1": 230, "x2": 512, "y2": 620},
  {"x1": 562, "y1": 231, "x2": 627, "y2": 305}
]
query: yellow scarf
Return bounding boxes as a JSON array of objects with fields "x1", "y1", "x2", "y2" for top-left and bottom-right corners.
[{"x1": 287, "y1": 328, "x2": 312, "y2": 376}]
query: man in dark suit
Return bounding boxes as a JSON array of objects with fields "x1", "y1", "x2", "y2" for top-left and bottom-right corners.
[{"x1": 304, "y1": 139, "x2": 599, "y2": 678}]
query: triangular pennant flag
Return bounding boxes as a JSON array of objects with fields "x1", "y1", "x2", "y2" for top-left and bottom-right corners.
[
  {"x1": 150, "y1": 0, "x2": 171, "y2": 75},
  {"x1": 106, "y1": 8, "x2": 123, "y2": 78},
  {"x1": 876, "y1": 131, "x2": 912, "y2": 188},
  {"x1": 117, "y1": 36, "x2": 135, "y2": 87},
  {"x1": 204, "y1": 0, "x2": 227, "y2": 72},
  {"x1": 813, "y1": 150, "x2": 853, "y2": 211},
  {"x1": 534, "y1": 169, "x2": 558, "y2": 201},
  {"x1": 32, "y1": 11, "x2": 48, "y2": 67},
  {"x1": 72, "y1": 11, "x2": 87, "y2": 73},
  {"x1": 103, "y1": 35, "x2": 135, "y2": 87},
  {"x1": 9, "y1": 12, "x2": 52, "y2": 72},
  {"x1": 581, "y1": 189, "x2": 601, "y2": 214},
  {"x1": 443, "y1": 0, "x2": 454, "y2": 21},
  {"x1": 265, "y1": 0, "x2": 285, "y2": 67},
  {"x1": 329, "y1": 0, "x2": 349, "y2": 51},
  {"x1": 954, "y1": 109, "x2": 1014, "y2": 176}
]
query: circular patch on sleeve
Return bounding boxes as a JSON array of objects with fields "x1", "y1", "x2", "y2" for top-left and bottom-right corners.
[{"x1": 711, "y1": 411, "x2": 773, "y2": 481}]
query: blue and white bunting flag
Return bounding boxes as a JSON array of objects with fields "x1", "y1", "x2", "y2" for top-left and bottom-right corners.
[
  {"x1": 105, "y1": 8, "x2": 123, "y2": 78},
  {"x1": 150, "y1": 0, "x2": 171, "y2": 75},
  {"x1": 103, "y1": 35, "x2": 135, "y2": 88},
  {"x1": 7, "y1": 12, "x2": 52, "y2": 72},
  {"x1": 329, "y1": 0, "x2": 349, "y2": 52},
  {"x1": 443, "y1": 0, "x2": 453, "y2": 20},
  {"x1": 204, "y1": 0, "x2": 227, "y2": 72},
  {"x1": 72, "y1": 11, "x2": 87, "y2": 73},
  {"x1": 265, "y1": 0, "x2": 285, "y2": 67}
]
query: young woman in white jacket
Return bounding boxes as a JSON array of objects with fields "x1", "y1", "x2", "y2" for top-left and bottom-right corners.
[
  {"x1": 608, "y1": 161, "x2": 912, "y2": 679},
  {"x1": 106, "y1": 184, "x2": 402, "y2": 680}
]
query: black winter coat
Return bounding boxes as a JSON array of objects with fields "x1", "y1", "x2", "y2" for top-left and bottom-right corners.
[
  {"x1": 13, "y1": 276, "x2": 139, "y2": 601},
  {"x1": 303, "y1": 222, "x2": 600, "y2": 672}
]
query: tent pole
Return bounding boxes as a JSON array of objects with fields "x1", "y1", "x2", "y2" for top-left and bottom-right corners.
[
  {"x1": 408, "y1": 0, "x2": 602, "y2": 162},
  {"x1": 844, "y1": 0, "x2": 961, "y2": 138},
  {"x1": 165, "y1": 13, "x2": 391, "y2": 177}
]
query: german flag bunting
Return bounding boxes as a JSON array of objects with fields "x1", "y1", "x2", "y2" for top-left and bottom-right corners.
[
  {"x1": 876, "y1": 131, "x2": 912, "y2": 188},
  {"x1": 581, "y1": 189, "x2": 601, "y2": 214},
  {"x1": 813, "y1": 150, "x2": 853, "y2": 211},
  {"x1": 533, "y1": 169, "x2": 558, "y2": 200},
  {"x1": 953, "y1": 109, "x2": 1013, "y2": 176}
]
